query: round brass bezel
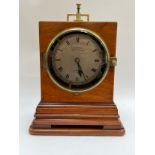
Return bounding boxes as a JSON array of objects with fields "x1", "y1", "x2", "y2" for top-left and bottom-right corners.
[{"x1": 44, "y1": 27, "x2": 111, "y2": 93}]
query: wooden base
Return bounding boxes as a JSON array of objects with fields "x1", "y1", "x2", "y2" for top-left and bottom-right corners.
[
  {"x1": 29, "y1": 102, "x2": 125, "y2": 136},
  {"x1": 29, "y1": 128, "x2": 125, "y2": 136}
]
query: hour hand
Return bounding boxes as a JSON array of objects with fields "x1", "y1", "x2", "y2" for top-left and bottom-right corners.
[
  {"x1": 78, "y1": 68, "x2": 83, "y2": 77},
  {"x1": 75, "y1": 58, "x2": 82, "y2": 76},
  {"x1": 75, "y1": 57, "x2": 86, "y2": 80}
]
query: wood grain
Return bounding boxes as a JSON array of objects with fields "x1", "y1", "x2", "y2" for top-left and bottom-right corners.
[
  {"x1": 29, "y1": 102, "x2": 125, "y2": 136},
  {"x1": 39, "y1": 22, "x2": 117, "y2": 103},
  {"x1": 29, "y1": 22, "x2": 125, "y2": 136},
  {"x1": 29, "y1": 128, "x2": 125, "y2": 136}
]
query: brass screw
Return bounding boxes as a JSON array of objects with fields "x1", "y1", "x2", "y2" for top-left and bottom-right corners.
[
  {"x1": 76, "y1": 3, "x2": 81, "y2": 14},
  {"x1": 110, "y1": 57, "x2": 117, "y2": 66}
]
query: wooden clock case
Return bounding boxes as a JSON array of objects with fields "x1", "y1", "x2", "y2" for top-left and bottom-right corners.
[{"x1": 29, "y1": 21, "x2": 125, "y2": 136}]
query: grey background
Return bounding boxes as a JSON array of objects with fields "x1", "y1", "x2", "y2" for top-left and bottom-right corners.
[{"x1": 20, "y1": 0, "x2": 134, "y2": 155}]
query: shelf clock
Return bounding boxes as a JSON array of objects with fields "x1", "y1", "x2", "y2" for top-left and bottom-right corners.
[{"x1": 29, "y1": 4, "x2": 125, "y2": 136}]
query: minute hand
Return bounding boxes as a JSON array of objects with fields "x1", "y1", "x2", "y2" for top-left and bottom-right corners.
[{"x1": 77, "y1": 62, "x2": 86, "y2": 80}]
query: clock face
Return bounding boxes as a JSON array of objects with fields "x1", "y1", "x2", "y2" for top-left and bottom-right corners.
[{"x1": 45, "y1": 28, "x2": 110, "y2": 92}]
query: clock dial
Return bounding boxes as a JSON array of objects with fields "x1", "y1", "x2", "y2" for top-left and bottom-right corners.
[{"x1": 46, "y1": 28, "x2": 110, "y2": 92}]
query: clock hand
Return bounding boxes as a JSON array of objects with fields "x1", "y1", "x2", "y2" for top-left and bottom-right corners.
[
  {"x1": 77, "y1": 63, "x2": 83, "y2": 77},
  {"x1": 80, "y1": 68, "x2": 87, "y2": 81},
  {"x1": 75, "y1": 58, "x2": 82, "y2": 77},
  {"x1": 75, "y1": 58, "x2": 87, "y2": 80}
]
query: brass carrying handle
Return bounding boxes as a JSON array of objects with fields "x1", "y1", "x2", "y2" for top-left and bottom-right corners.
[{"x1": 67, "y1": 4, "x2": 89, "y2": 22}]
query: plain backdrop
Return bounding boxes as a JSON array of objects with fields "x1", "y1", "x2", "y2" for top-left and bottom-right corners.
[{"x1": 19, "y1": 0, "x2": 134, "y2": 155}]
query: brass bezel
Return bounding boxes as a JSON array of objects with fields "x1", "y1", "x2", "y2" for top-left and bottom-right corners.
[{"x1": 44, "y1": 28, "x2": 111, "y2": 93}]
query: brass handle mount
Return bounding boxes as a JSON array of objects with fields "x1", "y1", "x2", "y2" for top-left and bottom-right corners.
[{"x1": 67, "y1": 3, "x2": 89, "y2": 22}]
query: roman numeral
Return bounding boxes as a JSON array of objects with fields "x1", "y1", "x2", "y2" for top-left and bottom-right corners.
[
  {"x1": 91, "y1": 68, "x2": 97, "y2": 72},
  {"x1": 76, "y1": 37, "x2": 80, "y2": 43},
  {"x1": 66, "y1": 74, "x2": 69, "y2": 79},
  {"x1": 94, "y1": 59, "x2": 99, "y2": 62},
  {"x1": 93, "y1": 49, "x2": 97, "y2": 52},
  {"x1": 56, "y1": 58, "x2": 61, "y2": 61},
  {"x1": 66, "y1": 40, "x2": 70, "y2": 45},
  {"x1": 58, "y1": 66, "x2": 63, "y2": 72}
]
